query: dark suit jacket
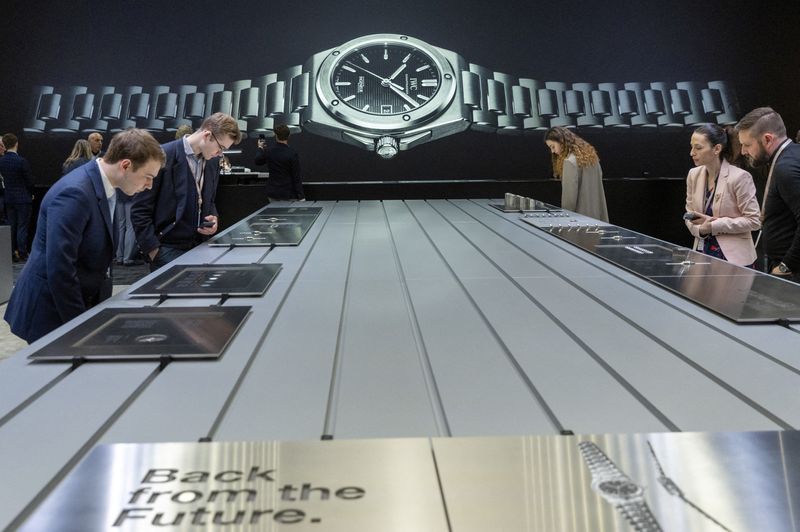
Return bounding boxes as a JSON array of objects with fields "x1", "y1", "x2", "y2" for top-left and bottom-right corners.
[
  {"x1": 131, "y1": 139, "x2": 220, "y2": 254},
  {"x1": 0, "y1": 152, "x2": 34, "y2": 204},
  {"x1": 62, "y1": 156, "x2": 91, "y2": 175},
  {"x1": 763, "y1": 142, "x2": 800, "y2": 270},
  {"x1": 254, "y1": 142, "x2": 304, "y2": 200},
  {"x1": 4, "y1": 161, "x2": 114, "y2": 343}
]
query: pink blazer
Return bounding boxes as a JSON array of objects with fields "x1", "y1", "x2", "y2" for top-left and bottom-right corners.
[{"x1": 685, "y1": 159, "x2": 761, "y2": 266}]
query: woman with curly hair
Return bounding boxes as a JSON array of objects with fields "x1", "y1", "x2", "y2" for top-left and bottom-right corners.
[{"x1": 544, "y1": 127, "x2": 608, "y2": 222}]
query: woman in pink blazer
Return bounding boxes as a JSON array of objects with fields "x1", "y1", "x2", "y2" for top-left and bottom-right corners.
[{"x1": 685, "y1": 124, "x2": 761, "y2": 266}]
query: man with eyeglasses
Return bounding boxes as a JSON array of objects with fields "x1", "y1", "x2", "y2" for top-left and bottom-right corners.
[{"x1": 132, "y1": 112, "x2": 242, "y2": 272}]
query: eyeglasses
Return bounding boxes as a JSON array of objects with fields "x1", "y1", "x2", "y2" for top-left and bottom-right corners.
[{"x1": 210, "y1": 131, "x2": 231, "y2": 154}]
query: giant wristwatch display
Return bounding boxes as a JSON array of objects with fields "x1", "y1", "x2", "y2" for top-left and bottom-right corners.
[
  {"x1": 578, "y1": 441, "x2": 663, "y2": 532},
  {"x1": 25, "y1": 33, "x2": 739, "y2": 159}
]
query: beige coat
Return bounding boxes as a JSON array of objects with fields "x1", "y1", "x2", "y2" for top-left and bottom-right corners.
[
  {"x1": 685, "y1": 159, "x2": 761, "y2": 266},
  {"x1": 561, "y1": 154, "x2": 608, "y2": 222}
]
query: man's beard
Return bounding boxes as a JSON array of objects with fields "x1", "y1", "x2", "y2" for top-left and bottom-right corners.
[{"x1": 747, "y1": 140, "x2": 771, "y2": 167}]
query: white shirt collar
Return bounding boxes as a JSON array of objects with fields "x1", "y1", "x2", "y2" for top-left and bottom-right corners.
[
  {"x1": 95, "y1": 159, "x2": 116, "y2": 199},
  {"x1": 182, "y1": 135, "x2": 199, "y2": 160}
]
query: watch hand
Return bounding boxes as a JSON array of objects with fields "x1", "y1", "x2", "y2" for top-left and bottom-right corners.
[
  {"x1": 388, "y1": 63, "x2": 407, "y2": 81},
  {"x1": 345, "y1": 61, "x2": 404, "y2": 90},
  {"x1": 345, "y1": 61, "x2": 387, "y2": 83},
  {"x1": 389, "y1": 84, "x2": 419, "y2": 108}
]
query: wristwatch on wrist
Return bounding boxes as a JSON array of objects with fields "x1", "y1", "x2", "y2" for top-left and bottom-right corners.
[
  {"x1": 776, "y1": 262, "x2": 792, "y2": 274},
  {"x1": 24, "y1": 33, "x2": 739, "y2": 159},
  {"x1": 578, "y1": 441, "x2": 663, "y2": 532}
]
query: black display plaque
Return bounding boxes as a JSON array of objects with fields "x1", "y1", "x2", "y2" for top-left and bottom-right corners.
[
  {"x1": 129, "y1": 264, "x2": 281, "y2": 298},
  {"x1": 28, "y1": 307, "x2": 251, "y2": 361},
  {"x1": 524, "y1": 220, "x2": 800, "y2": 323},
  {"x1": 210, "y1": 207, "x2": 322, "y2": 247}
]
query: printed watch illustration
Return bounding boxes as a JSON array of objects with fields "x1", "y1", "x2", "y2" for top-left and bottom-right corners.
[
  {"x1": 25, "y1": 33, "x2": 738, "y2": 159},
  {"x1": 578, "y1": 441, "x2": 663, "y2": 531}
]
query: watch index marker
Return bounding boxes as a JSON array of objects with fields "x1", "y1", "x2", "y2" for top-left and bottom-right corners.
[
  {"x1": 416, "y1": 64, "x2": 430, "y2": 72},
  {"x1": 341, "y1": 64, "x2": 356, "y2": 73},
  {"x1": 421, "y1": 79, "x2": 438, "y2": 87},
  {"x1": 416, "y1": 94, "x2": 430, "y2": 101},
  {"x1": 343, "y1": 95, "x2": 356, "y2": 102},
  {"x1": 361, "y1": 104, "x2": 370, "y2": 111},
  {"x1": 389, "y1": 63, "x2": 407, "y2": 80},
  {"x1": 360, "y1": 53, "x2": 370, "y2": 63},
  {"x1": 334, "y1": 82, "x2": 352, "y2": 86},
  {"x1": 402, "y1": 53, "x2": 411, "y2": 63}
]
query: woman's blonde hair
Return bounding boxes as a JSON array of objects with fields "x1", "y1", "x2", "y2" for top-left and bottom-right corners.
[
  {"x1": 544, "y1": 127, "x2": 599, "y2": 178},
  {"x1": 62, "y1": 139, "x2": 93, "y2": 171}
]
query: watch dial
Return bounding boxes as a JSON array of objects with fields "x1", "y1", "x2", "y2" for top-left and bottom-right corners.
[
  {"x1": 598, "y1": 480, "x2": 642, "y2": 499},
  {"x1": 332, "y1": 43, "x2": 440, "y2": 115}
]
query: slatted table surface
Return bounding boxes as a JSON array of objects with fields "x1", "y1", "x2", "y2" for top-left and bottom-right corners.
[{"x1": 1, "y1": 199, "x2": 798, "y2": 529}]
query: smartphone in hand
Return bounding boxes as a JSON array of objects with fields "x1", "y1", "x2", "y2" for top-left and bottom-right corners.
[
  {"x1": 683, "y1": 211, "x2": 701, "y2": 221},
  {"x1": 199, "y1": 220, "x2": 215, "y2": 228}
]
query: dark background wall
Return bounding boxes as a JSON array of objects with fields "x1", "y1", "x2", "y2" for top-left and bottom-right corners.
[{"x1": 1, "y1": 0, "x2": 798, "y2": 187}]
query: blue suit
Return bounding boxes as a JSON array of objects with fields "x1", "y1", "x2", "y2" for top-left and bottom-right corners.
[
  {"x1": 4, "y1": 160, "x2": 115, "y2": 343},
  {"x1": 131, "y1": 139, "x2": 220, "y2": 257}
]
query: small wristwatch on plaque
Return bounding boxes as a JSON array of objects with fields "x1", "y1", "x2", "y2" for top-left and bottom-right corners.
[
  {"x1": 25, "y1": 33, "x2": 739, "y2": 159},
  {"x1": 578, "y1": 441, "x2": 663, "y2": 532}
]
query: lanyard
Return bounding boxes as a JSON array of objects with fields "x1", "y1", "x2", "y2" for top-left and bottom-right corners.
[
  {"x1": 190, "y1": 155, "x2": 205, "y2": 226},
  {"x1": 761, "y1": 139, "x2": 791, "y2": 222}
]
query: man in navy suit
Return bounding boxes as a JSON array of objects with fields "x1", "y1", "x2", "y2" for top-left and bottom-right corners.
[
  {"x1": 131, "y1": 112, "x2": 242, "y2": 272},
  {"x1": 254, "y1": 124, "x2": 305, "y2": 201},
  {"x1": 0, "y1": 133, "x2": 34, "y2": 262},
  {"x1": 4, "y1": 129, "x2": 165, "y2": 344}
]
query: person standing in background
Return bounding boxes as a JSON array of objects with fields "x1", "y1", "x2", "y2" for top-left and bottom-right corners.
[
  {"x1": 254, "y1": 124, "x2": 305, "y2": 202},
  {"x1": 544, "y1": 127, "x2": 608, "y2": 222},
  {"x1": 0, "y1": 133, "x2": 34, "y2": 262},
  {"x1": 62, "y1": 139, "x2": 94, "y2": 175},
  {"x1": 0, "y1": 138, "x2": 6, "y2": 225},
  {"x1": 88, "y1": 132, "x2": 104, "y2": 159}
]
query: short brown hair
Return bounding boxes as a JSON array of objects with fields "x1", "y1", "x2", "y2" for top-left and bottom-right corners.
[
  {"x1": 200, "y1": 113, "x2": 242, "y2": 145},
  {"x1": 104, "y1": 128, "x2": 165, "y2": 170},
  {"x1": 274, "y1": 124, "x2": 290, "y2": 141},
  {"x1": 736, "y1": 107, "x2": 787, "y2": 138},
  {"x1": 2, "y1": 133, "x2": 18, "y2": 149}
]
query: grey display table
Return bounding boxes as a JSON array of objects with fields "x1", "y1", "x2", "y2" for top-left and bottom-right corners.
[{"x1": 1, "y1": 199, "x2": 799, "y2": 530}]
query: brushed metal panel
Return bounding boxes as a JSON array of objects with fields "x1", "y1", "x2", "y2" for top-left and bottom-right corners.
[
  {"x1": 434, "y1": 431, "x2": 800, "y2": 531},
  {"x1": 21, "y1": 438, "x2": 448, "y2": 532}
]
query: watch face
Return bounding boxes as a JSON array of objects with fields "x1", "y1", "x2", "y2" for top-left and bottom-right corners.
[
  {"x1": 597, "y1": 479, "x2": 643, "y2": 500},
  {"x1": 315, "y1": 34, "x2": 457, "y2": 134},
  {"x1": 331, "y1": 44, "x2": 440, "y2": 116}
]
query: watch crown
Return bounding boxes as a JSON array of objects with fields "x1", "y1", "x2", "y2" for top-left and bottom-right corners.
[{"x1": 375, "y1": 136, "x2": 399, "y2": 159}]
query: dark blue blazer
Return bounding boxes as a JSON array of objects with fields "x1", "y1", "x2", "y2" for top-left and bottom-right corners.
[
  {"x1": 0, "y1": 152, "x2": 34, "y2": 204},
  {"x1": 131, "y1": 139, "x2": 220, "y2": 254},
  {"x1": 4, "y1": 161, "x2": 115, "y2": 343},
  {"x1": 254, "y1": 143, "x2": 304, "y2": 200}
]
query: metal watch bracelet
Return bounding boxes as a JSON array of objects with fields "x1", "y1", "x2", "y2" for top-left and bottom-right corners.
[
  {"x1": 578, "y1": 441, "x2": 663, "y2": 532},
  {"x1": 24, "y1": 65, "x2": 737, "y2": 135}
]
